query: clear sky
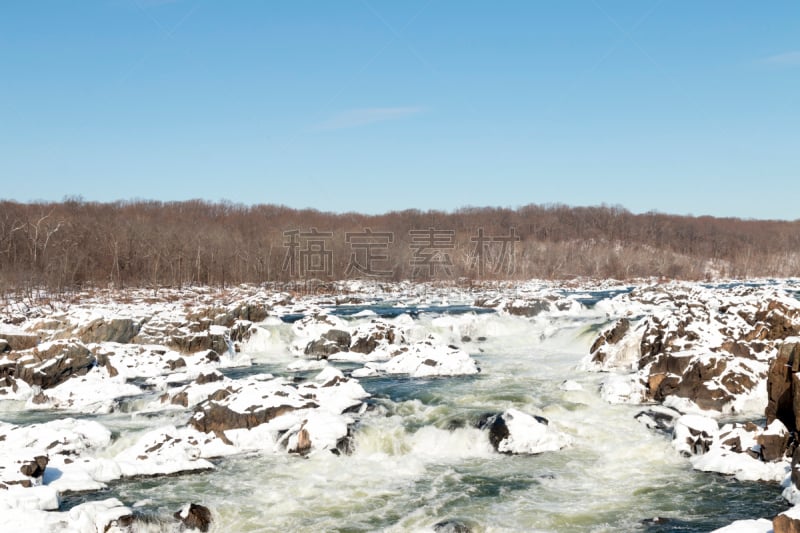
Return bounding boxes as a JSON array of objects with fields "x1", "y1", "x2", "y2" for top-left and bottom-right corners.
[{"x1": 1, "y1": 1, "x2": 798, "y2": 219}]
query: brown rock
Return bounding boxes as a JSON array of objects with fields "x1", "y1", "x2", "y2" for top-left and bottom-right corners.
[
  {"x1": 15, "y1": 341, "x2": 95, "y2": 389},
  {"x1": 19, "y1": 456, "x2": 48, "y2": 478},
  {"x1": 196, "y1": 372, "x2": 223, "y2": 385},
  {"x1": 166, "y1": 358, "x2": 187, "y2": 371},
  {"x1": 0, "y1": 332, "x2": 39, "y2": 351},
  {"x1": 190, "y1": 402, "x2": 316, "y2": 433},
  {"x1": 589, "y1": 318, "x2": 630, "y2": 363},
  {"x1": 174, "y1": 503, "x2": 212, "y2": 532},
  {"x1": 290, "y1": 427, "x2": 312, "y2": 455},
  {"x1": 767, "y1": 342, "x2": 800, "y2": 432},
  {"x1": 77, "y1": 318, "x2": 141, "y2": 344},
  {"x1": 774, "y1": 513, "x2": 800, "y2": 533},
  {"x1": 758, "y1": 430, "x2": 789, "y2": 462},
  {"x1": 304, "y1": 329, "x2": 351, "y2": 359}
]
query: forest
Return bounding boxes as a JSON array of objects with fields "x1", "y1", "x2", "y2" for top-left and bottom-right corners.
[{"x1": 1, "y1": 198, "x2": 799, "y2": 295}]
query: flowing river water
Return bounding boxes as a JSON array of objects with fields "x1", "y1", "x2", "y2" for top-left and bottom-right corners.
[{"x1": 3, "y1": 293, "x2": 790, "y2": 532}]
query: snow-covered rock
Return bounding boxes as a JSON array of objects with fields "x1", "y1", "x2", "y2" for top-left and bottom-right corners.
[
  {"x1": 351, "y1": 342, "x2": 479, "y2": 378},
  {"x1": 479, "y1": 409, "x2": 571, "y2": 455}
]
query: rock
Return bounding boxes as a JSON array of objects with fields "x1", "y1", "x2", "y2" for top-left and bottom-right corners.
[
  {"x1": 586, "y1": 285, "x2": 800, "y2": 414},
  {"x1": 756, "y1": 419, "x2": 789, "y2": 462},
  {"x1": 196, "y1": 371, "x2": 224, "y2": 385},
  {"x1": 304, "y1": 329, "x2": 351, "y2": 359},
  {"x1": 478, "y1": 409, "x2": 569, "y2": 455},
  {"x1": 77, "y1": 318, "x2": 141, "y2": 344},
  {"x1": 590, "y1": 318, "x2": 630, "y2": 360},
  {"x1": 350, "y1": 321, "x2": 401, "y2": 354},
  {"x1": 0, "y1": 332, "x2": 39, "y2": 351},
  {"x1": 166, "y1": 357, "x2": 187, "y2": 371},
  {"x1": 289, "y1": 427, "x2": 312, "y2": 455},
  {"x1": 15, "y1": 340, "x2": 95, "y2": 389},
  {"x1": 19, "y1": 456, "x2": 48, "y2": 478},
  {"x1": 505, "y1": 300, "x2": 552, "y2": 317},
  {"x1": 169, "y1": 331, "x2": 228, "y2": 354},
  {"x1": 433, "y1": 519, "x2": 473, "y2": 532},
  {"x1": 478, "y1": 413, "x2": 509, "y2": 451},
  {"x1": 191, "y1": 402, "x2": 309, "y2": 433},
  {"x1": 174, "y1": 503, "x2": 212, "y2": 532},
  {"x1": 673, "y1": 415, "x2": 719, "y2": 457},
  {"x1": 0, "y1": 339, "x2": 8, "y2": 352},
  {"x1": 774, "y1": 508, "x2": 800, "y2": 533},
  {"x1": 351, "y1": 343, "x2": 479, "y2": 378},
  {"x1": 634, "y1": 406, "x2": 681, "y2": 434},
  {"x1": 791, "y1": 446, "x2": 800, "y2": 492},
  {"x1": 767, "y1": 341, "x2": 800, "y2": 432}
]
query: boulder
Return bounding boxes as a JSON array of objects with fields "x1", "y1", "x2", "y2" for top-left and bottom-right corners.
[
  {"x1": 15, "y1": 340, "x2": 95, "y2": 389},
  {"x1": 478, "y1": 413, "x2": 509, "y2": 451},
  {"x1": 0, "y1": 332, "x2": 39, "y2": 351},
  {"x1": 634, "y1": 406, "x2": 681, "y2": 434},
  {"x1": 190, "y1": 402, "x2": 311, "y2": 433},
  {"x1": 19, "y1": 455, "x2": 48, "y2": 479},
  {"x1": 589, "y1": 318, "x2": 630, "y2": 361},
  {"x1": 174, "y1": 503, "x2": 212, "y2": 532},
  {"x1": 673, "y1": 415, "x2": 719, "y2": 457},
  {"x1": 169, "y1": 331, "x2": 228, "y2": 354},
  {"x1": 350, "y1": 322, "x2": 400, "y2": 354},
  {"x1": 767, "y1": 342, "x2": 800, "y2": 432},
  {"x1": 77, "y1": 318, "x2": 141, "y2": 344},
  {"x1": 505, "y1": 300, "x2": 552, "y2": 317},
  {"x1": 433, "y1": 519, "x2": 473, "y2": 533},
  {"x1": 477, "y1": 409, "x2": 570, "y2": 455},
  {"x1": 304, "y1": 329, "x2": 351, "y2": 359},
  {"x1": 774, "y1": 508, "x2": 800, "y2": 533}
]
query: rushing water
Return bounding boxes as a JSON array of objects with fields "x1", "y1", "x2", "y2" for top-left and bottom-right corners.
[{"x1": 6, "y1": 294, "x2": 791, "y2": 532}]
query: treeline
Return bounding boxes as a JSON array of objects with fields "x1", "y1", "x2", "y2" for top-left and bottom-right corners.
[{"x1": 1, "y1": 198, "x2": 799, "y2": 294}]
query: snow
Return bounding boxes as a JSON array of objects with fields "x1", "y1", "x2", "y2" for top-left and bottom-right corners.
[
  {"x1": 114, "y1": 426, "x2": 214, "y2": 477},
  {"x1": 711, "y1": 518, "x2": 773, "y2": 533},
  {"x1": 352, "y1": 342, "x2": 479, "y2": 378},
  {"x1": 496, "y1": 409, "x2": 572, "y2": 455},
  {"x1": 599, "y1": 373, "x2": 645, "y2": 404}
]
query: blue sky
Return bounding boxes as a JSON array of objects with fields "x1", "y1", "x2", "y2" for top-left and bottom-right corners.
[{"x1": 1, "y1": 1, "x2": 798, "y2": 219}]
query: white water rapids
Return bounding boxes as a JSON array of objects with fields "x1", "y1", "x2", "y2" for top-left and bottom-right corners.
[{"x1": 6, "y1": 297, "x2": 789, "y2": 532}]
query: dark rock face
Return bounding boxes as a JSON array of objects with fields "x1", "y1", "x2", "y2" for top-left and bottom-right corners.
[
  {"x1": 589, "y1": 286, "x2": 800, "y2": 413},
  {"x1": 651, "y1": 357, "x2": 736, "y2": 411},
  {"x1": 168, "y1": 332, "x2": 228, "y2": 354},
  {"x1": 77, "y1": 318, "x2": 141, "y2": 344},
  {"x1": 350, "y1": 323, "x2": 400, "y2": 354},
  {"x1": 190, "y1": 402, "x2": 316, "y2": 433},
  {"x1": 766, "y1": 342, "x2": 800, "y2": 432},
  {"x1": 14, "y1": 341, "x2": 95, "y2": 389},
  {"x1": 477, "y1": 413, "x2": 509, "y2": 452},
  {"x1": 590, "y1": 318, "x2": 630, "y2": 364},
  {"x1": 174, "y1": 503, "x2": 212, "y2": 532},
  {"x1": 304, "y1": 329, "x2": 351, "y2": 359},
  {"x1": 19, "y1": 455, "x2": 48, "y2": 478}
]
